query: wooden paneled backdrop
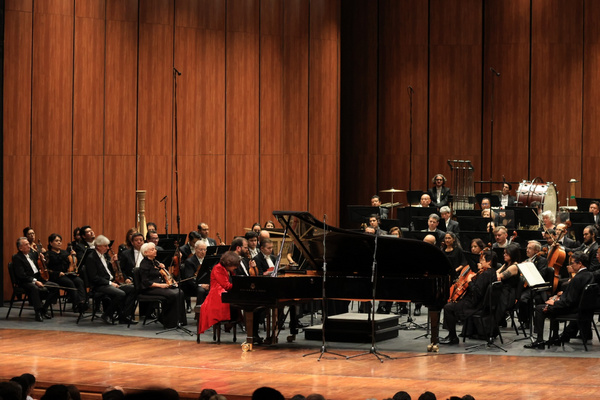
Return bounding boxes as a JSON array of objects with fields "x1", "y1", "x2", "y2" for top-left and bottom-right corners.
[
  {"x1": 341, "y1": 0, "x2": 600, "y2": 226},
  {"x1": 4, "y1": 0, "x2": 600, "y2": 300},
  {"x1": 2, "y1": 0, "x2": 341, "y2": 300}
]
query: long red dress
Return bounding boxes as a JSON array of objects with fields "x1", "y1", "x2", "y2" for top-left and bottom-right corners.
[{"x1": 198, "y1": 263, "x2": 233, "y2": 333}]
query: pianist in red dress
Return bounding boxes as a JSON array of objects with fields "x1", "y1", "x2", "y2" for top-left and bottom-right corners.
[{"x1": 198, "y1": 251, "x2": 241, "y2": 333}]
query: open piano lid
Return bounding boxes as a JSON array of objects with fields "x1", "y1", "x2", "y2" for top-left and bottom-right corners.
[{"x1": 274, "y1": 211, "x2": 452, "y2": 277}]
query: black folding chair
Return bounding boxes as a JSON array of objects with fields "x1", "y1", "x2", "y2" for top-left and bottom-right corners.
[{"x1": 466, "y1": 281, "x2": 507, "y2": 352}]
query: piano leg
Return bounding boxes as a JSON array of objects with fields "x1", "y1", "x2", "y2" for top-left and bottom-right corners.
[
  {"x1": 428, "y1": 309, "x2": 440, "y2": 352},
  {"x1": 244, "y1": 310, "x2": 255, "y2": 351}
]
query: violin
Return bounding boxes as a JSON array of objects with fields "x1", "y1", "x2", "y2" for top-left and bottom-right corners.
[
  {"x1": 217, "y1": 232, "x2": 225, "y2": 246},
  {"x1": 66, "y1": 245, "x2": 78, "y2": 274},
  {"x1": 448, "y1": 265, "x2": 477, "y2": 303},
  {"x1": 155, "y1": 260, "x2": 177, "y2": 287},
  {"x1": 108, "y1": 247, "x2": 126, "y2": 284},
  {"x1": 36, "y1": 240, "x2": 50, "y2": 281},
  {"x1": 170, "y1": 240, "x2": 181, "y2": 278}
]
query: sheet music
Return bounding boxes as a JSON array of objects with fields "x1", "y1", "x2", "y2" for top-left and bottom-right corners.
[{"x1": 517, "y1": 261, "x2": 547, "y2": 287}]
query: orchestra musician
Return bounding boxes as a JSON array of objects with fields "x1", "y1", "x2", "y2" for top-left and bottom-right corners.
[
  {"x1": 427, "y1": 174, "x2": 450, "y2": 209},
  {"x1": 251, "y1": 223, "x2": 262, "y2": 234},
  {"x1": 138, "y1": 242, "x2": 187, "y2": 329},
  {"x1": 85, "y1": 235, "x2": 136, "y2": 325},
  {"x1": 146, "y1": 230, "x2": 164, "y2": 251},
  {"x1": 538, "y1": 210, "x2": 555, "y2": 233},
  {"x1": 524, "y1": 251, "x2": 594, "y2": 349},
  {"x1": 421, "y1": 214, "x2": 444, "y2": 247},
  {"x1": 499, "y1": 183, "x2": 516, "y2": 208},
  {"x1": 181, "y1": 241, "x2": 210, "y2": 312},
  {"x1": 589, "y1": 200, "x2": 600, "y2": 226},
  {"x1": 440, "y1": 206, "x2": 460, "y2": 237},
  {"x1": 253, "y1": 238, "x2": 277, "y2": 275},
  {"x1": 179, "y1": 231, "x2": 201, "y2": 261},
  {"x1": 440, "y1": 249, "x2": 498, "y2": 345},
  {"x1": 74, "y1": 225, "x2": 95, "y2": 268},
  {"x1": 230, "y1": 237, "x2": 256, "y2": 276},
  {"x1": 495, "y1": 244, "x2": 522, "y2": 325},
  {"x1": 12, "y1": 237, "x2": 60, "y2": 322},
  {"x1": 492, "y1": 226, "x2": 518, "y2": 248},
  {"x1": 245, "y1": 231, "x2": 260, "y2": 258},
  {"x1": 264, "y1": 220, "x2": 276, "y2": 229},
  {"x1": 417, "y1": 193, "x2": 434, "y2": 208},
  {"x1": 24, "y1": 227, "x2": 45, "y2": 255},
  {"x1": 118, "y1": 232, "x2": 144, "y2": 281},
  {"x1": 370, "y1": 195, "x2": 389, "y2": 219},
  {"x1": 574, "y1": 225, "x2": 600, "y2": 272},
  {"x1": 518, "y1": 240, "x2": 553, "y2": 329},
  {"x1": 368, "y1": 214, "x2": 387, "y2": 236},
  {"x1": 198, "y1": 251, "x2": 241, "y2": 334},
  {"x1": 441, "y1": 232, "x2": 467, "y2": 280},
  {"x1": 197, "y1": 222, "x2": 217, "y2": 247},
  {"x1": 46, "y1": 233, "x2": 87, "y2": 313},
  {"x1": 118, "y1": 227, "x2": 137, "y2": 254}
]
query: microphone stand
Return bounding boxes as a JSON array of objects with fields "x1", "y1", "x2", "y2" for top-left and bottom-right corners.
[
  {"x1": 408, "y1": 86, "x2": 414, "y2": 192},
  {"x1": 161, "y1": 196, "x2": 169, "y2": 237},
  {"x1": 489, "y1": 67, "x2": 499, "y2": 193},
  {"x1": 303, "y1": 215, "x2": 346, "y2": 361},
  {"x1": 347, "y1": 232, "x2": 391, "y2": 363},
  {"x1": 156, "y1": 67, "x2": 192, "y2": 337}
]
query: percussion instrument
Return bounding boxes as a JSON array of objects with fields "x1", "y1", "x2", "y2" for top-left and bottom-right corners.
[{"x1": 516, "y1": 178, "x2": 557, "y2": 213}]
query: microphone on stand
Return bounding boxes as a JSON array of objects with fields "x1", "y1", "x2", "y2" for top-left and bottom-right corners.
[
  {"x1": 490, "y1": 67, "x2": 500, "y2": 77},
  {"x1": 160, "y1": 195, "x2": 168, "y2": 203},
  {"x1": 173, "y1": 67, "x2": 182, "y2": 76}
]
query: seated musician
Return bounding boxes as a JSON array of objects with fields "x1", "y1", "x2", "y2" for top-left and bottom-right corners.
[
  {"x1": 264, "y1": 220, "x2": 276, "y2": 229},
  {"x1": 555, "y1": 223, "x2": 578, "y2": 250},
  {"x1": 198, "y1": 251, "x2": 241, "y2": 334},
  {"x1": 518, "y1": 240, "x2": 552, "y2": 329},
  {"x1": 441, "y1": 232, "x2": 467, "y2": 280},
  {"x1": 421, "y1": 214, "x2": 444, "y2": 247},
  {"x1": 525, "y1": 251, "x2": 594, "y2": 349},
  {"x1": 181, "y1": 241, "x2": 210, "y2": 312},
  {"x1": 230, "y1": 237, "x2": 258, "y2": 276},
  {"x1": 119, "y1": 232, "x2": 144, "y2": 280},
  {"x1": 118, "y1": 227, "x2": 136, "y2": 254},
  {"x1": 417, "y1": 193, "x2": 433, "y2": 208},
  {"x1": 253, "y1": 238, "x2": 277, "y2": 275},
  {"x1": 499, "y1": 183, "x2": 516, "y2": 208},
  {"x1": 495, "y1": 244, "x2": 522, "y2": 322},
  {"x1": 481, "y1": 208, "x2": 496, "y2": 232},
  {"x1": 24, "y1": 227, "x2": 45, "y2": 256},
  {"x1": 12, "y1": 237, "x2": 60, "y2": 321},
  {"x1": 388, "y1": 226, "x2": 402, "y2": 237},
  {"x1": 46, "y1": 233, "x2": 87, "y2": 313},
  {"x1": 427, "y1": 174, "x2": 450, "y2": 209},
  {"x1": 538, "y1": 210, "x2": 556, "y2": 233},
  {"x1": 492, "y1": 226, "x2": 518, "y2": 249},
  {"x1": 589, "y1": 200, "x2": 600, "y2": 226},
  {"x1": 85, "y1": 235, "x2": 136, "y2": 325},
  {"x1": 574, "y1": 225, "x2": 600, "y2": 272},
  {"x1": 368, "y1": 214, "x2": 387, "y2": 235},
  {"x1": 74, "y1": 225, "x2": 95, "y2": 264},
  {"x1": 371, "y1": 195, "x2": 389, "y2": 219},
  {"x1": 440, "y1": 206, "x2": 460, "y2": 237},
  {"x1": 245, "y1": 231, "x2": 260, "y2": 258},
  {"x1": 139, "y1": 242, "x2": 187, "y2": 329},
  {"x1": 197, "y1": 222, "x2": 217, "y2": 247},
  {"x1": 146, "y1": 230, "x2": 164, "y2": 251},
  {"x1": 179, "y1": 231, "x2": 202, "y2": 261},
  {"x1": 440, "y1": 249, "x2": 498, "y2": 345}
]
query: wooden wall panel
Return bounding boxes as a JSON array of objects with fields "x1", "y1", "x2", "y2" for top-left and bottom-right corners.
[
  {"x1": 308, "y1": 1, "x2": 340, "y2": 224},
  {"x1": 429, "y1": 1, "x2": 482, "y2": 193},
  {"x1": 340, "y1": 0, "x2": 377, "y2": 219},
  {"x1": 3, "y1": 8, "x2": 33, "y2": 299},
  {"x1": 104, "y1": 156, "x2": 137, "y2": 243},
  {"x1": 74, "y1": 16, "x2": 105, "y2": 156},
  {"x1": 225, "y1": 2, "x2": 260, "y2": 237},
  {"x1": 75, "y1": 0, "x2": 105, "y2": 18},
  {"x1": 35, "y1": 0, "x2": 73, "y2": 15},
  {"x1": 482, "y1": 0, "x2": 530, "y2": 193},
  {"x1": 106, "y1": 0, "x2": 138, "y2": 21},
  {"x1": 30, "y1": 156, "x2": 72, "y2": 242},
  {"x1": 71, "y1": 156, "x2": 104, "y2": 232},
  {"x1": 582, "y1": 1, "x2": 600, "y2": 199},
  {"x1": 378, "y1": 0, "x2": 428, "y2": 198},
  {"x1": 530, "y1": 0, "x2": 583, "y2": 206},
  {"x1": 6, "y1": 0, "x2": 33, "y2": 12},
  {"x1": 32, "y1": 10, "x2": 73, "y2": 156}
]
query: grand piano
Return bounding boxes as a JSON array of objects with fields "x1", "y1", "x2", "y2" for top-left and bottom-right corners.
[{"x1": 222, "y1": 211, "x2": 452, "y2": 350}]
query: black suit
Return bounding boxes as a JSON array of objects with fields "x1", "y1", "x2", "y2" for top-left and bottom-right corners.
[
  {"x1": 253, "y1": 252, "x2": 277, "y2": 275},
  {"x1": 533, "y1": 268, "x2": 594, "y2": 341},
  {"x1": 198, "y1": 237, "x2": 217, "y2": 247},
  {"x1": 181, "y1": 256, "x2": 209, "y2": 306},
  {"x1": 427, "y1": 186, "x2": 451, "y2": 208},
  {"x1": 85, "y1": 250, "x2": 135, "y2": 320},
  {"x1": 576, "y1": 241, "x2": 600, "y2": 272},
  {"x1": 118, "y1": 247, "x2": 140, "y2": 280},
  {"x1": 12, "y1": 251, "x2": 59, "y2": 312},
  {"x1": 444, "y1": 219, "x2": 460, "y2": 236}
]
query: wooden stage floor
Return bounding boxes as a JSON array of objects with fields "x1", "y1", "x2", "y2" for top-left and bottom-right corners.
[{"x1": 2, "y1": 328, "x2": 600, "y2": 400}]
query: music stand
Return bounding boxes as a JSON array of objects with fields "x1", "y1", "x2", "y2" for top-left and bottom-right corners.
[
  {"x1": 516, "y1": 261, "x2": 550, "y2": 343},
  {"x1": 303, "y1": 215, "x2": 346, "y2": 361},
  {"x1": 347, "y1": 233, "x2": 392, "y2": 363}
]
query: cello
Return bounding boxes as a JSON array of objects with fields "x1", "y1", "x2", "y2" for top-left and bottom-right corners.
[{"x1": 546, "y1": 229, "x2": 566, "y2": 294}]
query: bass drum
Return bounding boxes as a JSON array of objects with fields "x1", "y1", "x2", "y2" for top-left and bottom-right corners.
[{"x1": 516, "y1": 178, "x2": 557, "y2": 214}]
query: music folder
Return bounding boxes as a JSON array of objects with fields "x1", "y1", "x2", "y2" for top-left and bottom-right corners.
[{"x1": 517, "y1": 261, "x2": 549, "y2": 289}]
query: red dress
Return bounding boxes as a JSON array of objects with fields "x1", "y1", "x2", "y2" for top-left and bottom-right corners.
[{"x1": 198, "y1": 263, "x2": 233, "y2": 333}]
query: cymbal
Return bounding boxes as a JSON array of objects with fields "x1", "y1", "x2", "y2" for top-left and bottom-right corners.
[
  {"x1": 379, "y1": 188, "x2": 406, "y2": 193},
  {"x1": 381, "y1": 202, "x2": 402, "y2": 207}
]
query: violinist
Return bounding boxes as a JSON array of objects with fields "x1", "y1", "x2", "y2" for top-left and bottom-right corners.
[
  {"x1": 181, "y1": 241, "x2": 210, "y2": 312},
  {"x1": 440, "y1": 250, "x2": 498, "y2": 345},
  {"x1": 46, "y1": 233, "x2": 87, "y2": 313},
  {"x1": 85, "y1": 235, "x2": 136, "y2": 325},
  {"x1": 139, "y1": 242, "x2": 187, "y2": 329},
  {"x1": 525, "y1": 251, "x2": 594, "y2": 349},
  {"x1": 441, "y1": 232, "x2": 468, "y2": 280},
  {"x1": 555, "y1": 223, "x2": 577, "y2": 250},
  {"x1": 24, "y1": 227, "x2": 45, "y2": 255},
  {"x1": 146, "y1": 230, "x2": 164, "y2": 251},
  {"x1": 574, "y1": 225, "x2": 600, "y2": 271},
  {"x1": 496, "y1": 244, "x2": 522, "y2": 317},
  {"x1": 74, "y1": 225, "x2": 95, "y2": 268},
  {"x1": 179, "y1": 231, "x2": 201, "y2": 261},
  {"x1": 245, "y1": 231, "x2": 260, "y2": 258},
  {"x1": 12, "y1": 237, "x2": 60, "y2": 322},
  {"x1": 119, "y1": 232, "x2": 144, "y2": 281},
  {"x1": 230, "y1": 237, "x2": 258, "y2": 276}
]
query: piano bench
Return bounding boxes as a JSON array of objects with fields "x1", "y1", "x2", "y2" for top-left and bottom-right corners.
[{"x1": 194, "y1": 305, "x2": 237, "y2": 344}]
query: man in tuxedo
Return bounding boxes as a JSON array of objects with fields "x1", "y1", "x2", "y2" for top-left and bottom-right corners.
[
  {"x1": 146, "y1": 230, "x2": 164, "y2": 251},
  {"x1": 74, "y1": 225, "x2": 95, "y2": 268},
  {"x1": 230, "y1": 237, "x2": 257, "y2": 276},
  {"x1": 370, "y1": 195, "x2": 389, "y2": 219},
  {"x1": 253, "y1": 238, "x2": 277, "y2": 275},
  {"x1": 197, "y1": 222, "x2": 217, "y2": 247},
  {"x1": 525, "y1": 251, "x2": 594, "y2": 349},
  {"x1": 179, "y1": 231, "x2": 201, "y2": 261},
  {"x1": 119, "y1": 232, "x2": 144, "y2": 280},
  {"x1": 576, "y1": 225, "x2": 600, "y2": 272},
  {"x1": 589, "y1": 201, "x2": 600, "y2": 226},
  {"x1": 12, "y1": 237, "x2": 59, "y2": 321},
  {"x1": 245, "y1": 231, "x2": 260, "y2": 258},
  {"x1": 427, "y1": 174, "x2": 451, "y2": 209},
  {"x1": 440, "y1": 206, "x2": 460, "y2": 236},
  {"x1": 500, "y1": 183, "x2": 516, "y2": 209},
  {"x1": 421, "y1": 214, "x2": 445, "y2": 246},
  {"x1": 181, "y1": 241, "x2": 210, "y2": 312},
  {"x1": 85, "y1": 235, "x2": 136, "y2": 324}
]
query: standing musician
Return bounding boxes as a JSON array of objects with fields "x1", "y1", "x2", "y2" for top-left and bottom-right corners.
[
  {"x1": 499, "y1": 183, "x2": 516, "y2": 208},
  {"x1": 427, "y1": 174, "x2": 451, "y2": 209},
  {"x1": 181, "y1": 241, "x2": 210, "y2": 312},
  {"x1": 12, "y1": 237, "x2": 60, "y2": 321},
  {"x1": 85, "y1": 235, "x2": 136, "y2": 325},
  {"x1": 198, "y1": 251, "x2": 241, "y2": 334},
  {"x1": 138, "y1": 242, "x2": 187, "y2": 329},
  {"x1": 524, "y1": 251, "x2": 594, "y2": 349},
  {"x1": 440, "y1": 250, "x2": 498, "y2": 345},
  {"x1": 46, "y1": 233, "x2": 87, "y2": 313}
]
